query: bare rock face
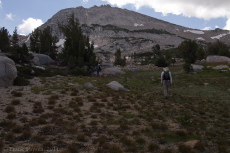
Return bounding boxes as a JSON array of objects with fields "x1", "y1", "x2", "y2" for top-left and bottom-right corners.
[
  {"x1": 35, "y1": 5, "x2": 230, "y2": 63},
  {"x1": 206, "y1": 55, "x2": 230, "y2": 63},
  {"x1": 0, "y1": 57, "x2": 17, "y2": 87}
]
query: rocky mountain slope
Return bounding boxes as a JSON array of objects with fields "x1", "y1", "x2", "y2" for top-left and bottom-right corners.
[{"x1": 35, "y1": 5, "x2": 230, "y2": 61}]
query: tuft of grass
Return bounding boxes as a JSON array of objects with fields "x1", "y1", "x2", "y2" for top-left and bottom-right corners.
[
  {"x1": 77, "y1": 133, "x2": 87, "y2": 142},
  {"x1": 148, "y1": 142, "x2": 160, "y2": 152},
  {"x1": 0, "y1": 120, "x2": 16, "y2": 131},
  {"x1": 11, "y1": 90, "x2": 23, "y2": 97},
  {"x1": 18, "y1": 131, "x2": 32, "y2": 141},
  {"x1": 48, "y1": 94, "x2": 59, "y2": 105},
  {"x1": 5, "y1": 105, "x2": 15, "y2": 113},
  {"x1": 135, "y1": 136, "x2": 146, "y2": 144},
  {"x1": 12, "y1": 125, "x2": 23, "y2": 133},
  {"x1": 151, "y1": 122, "x2": 168, "y2": 130},
  {"x1": 93, "y1": 135, "x2": 107, "y2": 146},
  {"x1": 32, "y1": 135, "x2": 46, "y2": 143},
  {"x1": 33, "y1": 102, "x2": 44, "y2": 113},
  {"x1": 5, "y1": 132, "x2": 15, "y2": 142},
  {"x1": 0, "y1": 140, "x2": 4, "y2": 151},
  {"x1": 11, "y1": 99, "x2": 21, "y2": 105},
  {"x1": 178, "y1": 143, "x2": 192, "y2": 153},
  {"x1": 7, "y1": 113, "x2": 16, "y2": 120},
  {"x1": 67, "y1": 143, "x2": 79, "y2": 153},
  {"x1": 107, "y1": 143, "x2": 123, "y2": 153},
  {"x1": 43, "y1": 142, "x2": 53, "y2": 150}
]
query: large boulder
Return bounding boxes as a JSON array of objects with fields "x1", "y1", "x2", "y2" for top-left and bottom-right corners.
[
  {"x1": 0, "y1": 56, "x2": 17, "y2": 87},
  {"x1": 32, "y1": 53, "x2": 55, "y2": 65},
  {"x1": 107, "y1": 81, "x2": 129, "y2": 91},
  {"x1": 206, "y1": 55, "x2": 230, "y2": 63}
]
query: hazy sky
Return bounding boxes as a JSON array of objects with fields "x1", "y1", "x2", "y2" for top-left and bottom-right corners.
[{"x1": 1, "y1": 0, "x2": 230, "y2": 35}]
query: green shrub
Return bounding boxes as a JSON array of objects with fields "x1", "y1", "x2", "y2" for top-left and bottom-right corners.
[
  {"x1": 70, "y1": 67, "x2": 87, "y2": 76},
  {"x1": 13, "y1": 76, "x2": 30, "y2": 86},
  {"x1": 183, "y1": 62, "x2": 193, "y2": 73},
  {"x1": 155, "y1": 56, "x2": 168, "y2": 67}
]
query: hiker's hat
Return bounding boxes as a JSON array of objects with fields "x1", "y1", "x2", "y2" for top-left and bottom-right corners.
[{"x1": 163, "y1": 67, "x2": 169, "y2": 71}]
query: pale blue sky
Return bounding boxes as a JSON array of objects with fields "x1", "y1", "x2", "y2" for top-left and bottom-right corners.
[{"x1": 1, "y1": 0, "x2": 229, "y2": 35}]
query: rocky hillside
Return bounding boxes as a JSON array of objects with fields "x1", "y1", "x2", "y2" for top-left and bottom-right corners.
[{"x1": 33, "y1": 5, "x2": 230, "y2": 61}]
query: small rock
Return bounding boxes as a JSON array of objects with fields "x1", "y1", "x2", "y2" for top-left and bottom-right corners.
[
  {"x1": 83, "y1": 82, "x2": 97, "y2": 90},
  {"x1": 183, "y1": 140, "x2": 200, "y2": 149},
  {"x1": 107, "y1": 81, "x2": 129, "y2": 91}
]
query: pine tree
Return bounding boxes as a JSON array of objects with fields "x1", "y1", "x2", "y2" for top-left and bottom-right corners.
[
  {"x1": 0, "y1": 27, "x2": 10, "y2": 52},
  {"x1": 114, "y1": 48, "x2": 126, "y2": 66},
  {"x1": 9, "y1": 28, "x2": 31, "y2": 63},
  {"x1": 30, "y1": 28, "x2": 41, "y2": 53},
  {"x1": 58, "y1": 13, "x2": 97, "y2": 71},
  {"x1": 10, "y1": 27, "x2": 20, "y2": 61},
  {"x1": 30, "y1": 27, "x2": 58, "y2": 59},
  {"x1": 178, "y1": 40, "x2": 198, "y2": 63},
  {"x1": 11, "y1": 27, "x2": 19, "y2": 48}
]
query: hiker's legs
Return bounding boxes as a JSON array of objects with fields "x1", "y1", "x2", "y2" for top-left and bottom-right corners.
[{"x1": 163, "y1": 80, "x2": 170, "y2": 98}]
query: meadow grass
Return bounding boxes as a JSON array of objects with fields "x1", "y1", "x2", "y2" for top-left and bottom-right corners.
[{"x1": 0, "y1": 65, "x2": 229, "y2": 152}]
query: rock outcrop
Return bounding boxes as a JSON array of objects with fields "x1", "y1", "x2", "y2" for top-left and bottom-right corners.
[{"x1": 0, "y1": 57, "x2": 17, "y2": 87}]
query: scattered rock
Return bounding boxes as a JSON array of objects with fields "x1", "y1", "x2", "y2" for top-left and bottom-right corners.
[
  {"x1": 204, "y1": 83, "x2": 209, "y2": 86},
  {"x1": 213, "y1": 65, "x2": 229, "y2": 70},
  {"x1": 191, "y1": 64, "x2": 204, "y2": 70},
  {"x1": 0, "y1": 56, "x2": 17, "y2": 87},
  {"x1": 32, "y1": 53, "x2": 55, "y2": 65},
  {"x1": 182, "y1": 140, "x2": 201, "y2": 149},
  {"x1": 107, "y1": 81, "x2": 129, "y2": 91},
  {"x1": 83, "y1": 82, "x2": 97, "y2": 90},
  {"x1": 32, "y1": 65, "x2": 46, "y2": 70}
]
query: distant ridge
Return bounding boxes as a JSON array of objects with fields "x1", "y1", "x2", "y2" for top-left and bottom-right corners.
[{"x1": 35, "y1": 5, "x2": 230, "y2": 62}]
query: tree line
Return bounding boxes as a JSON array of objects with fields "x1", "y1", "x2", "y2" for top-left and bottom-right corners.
[
  {"x1": 0, "y1": 13, "x2": 98, "y2": 75},
  {"x1": 130, "y1": 39, "x2": 230, "y2": 72}
]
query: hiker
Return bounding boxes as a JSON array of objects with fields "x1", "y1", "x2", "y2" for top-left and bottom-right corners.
[
  {"x1": 96, "y1": 64, "x2": 101, "y2": 76},
  {"x1": 161, "y1": 67, "x2": 172, "y2": 98}
]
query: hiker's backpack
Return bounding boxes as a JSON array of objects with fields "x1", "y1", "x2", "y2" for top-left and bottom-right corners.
[
  {"x1": 163, "y1": 71, "x2": 170, "y2": 80},
  {"x1": 97, "y1": 65, "x2": 101, "y2": 71}
]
